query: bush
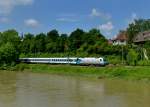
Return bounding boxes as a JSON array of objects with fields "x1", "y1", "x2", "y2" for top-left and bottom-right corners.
[
  {"x1": 14, "y1": 63, "x2": 29, "y2": 71},
  {"x1": 137, "y1": 60, "x2": 150, "y2": 66},
  {"x1": 127, "y1": 49, "x2": 139, "y2": 66},
  {"x1": 0, "y1": 42, "x2": 19, "y2": 65},
  {"x1": 106, "y1": 55, "x2": 122, "y2": 65}
]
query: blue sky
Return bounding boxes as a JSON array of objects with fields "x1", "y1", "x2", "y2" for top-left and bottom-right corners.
[{"x1": 0, "y1": 0, "x2": 150, "y2": 38}]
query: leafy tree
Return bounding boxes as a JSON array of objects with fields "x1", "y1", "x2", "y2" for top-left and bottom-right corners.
[
  {"x1": 46, "y1": 29, "x2": 59, "y2": 42},
  {"x1": 127, "y1": 19, "x2": 150, "y2": 43},
  {"x1": 0, "y1": 29, "x2": 21, "y2": 50},
  {"x1": 127, "y1": 49, "x2": 139, "y2": 66},
  {"x1": 69, "y1": 28, "x2": 85, "y2": 51},
  {"x1": 34, "y1": 33, "x2": 46, "y2": 53},
  {"x1": 57, "y1": 34, "x2": 68, "y2": 52},
  {"x1": 45, "y1": 30, "x2": 60, "y2": 53},
  {"x1": 143, "y1": 41, "x2": 150, "y2": 58},
  {"x1": 20, "y1": 33, "x2": 35, "y2": 54},
  {"x1": 0, "y1": 42, "x2": 19, "y2": 65}
]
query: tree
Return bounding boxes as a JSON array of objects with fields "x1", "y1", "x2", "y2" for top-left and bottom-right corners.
[
  {"x1": 127, "y1": 49, "x2": 139, "y2": 66},
  {"x1": 0, "y1": 29, "x2": 21, "y2": 50},
  {"x1": 69, "y1": 28, "x2": 85, "y2": 51},
  {"x1": 45, "y1": 30, "x2": 60, "y2": 53},
  {"x1": 127, "y1": 19, "x2": 150, "y2": 43},
  {"x1": 0, "y1": 42, "x2": 19, "y2": 65},
  {"x1": 35, "y1": 33, "x2": 46, "y2": 53},
  {"x1": 143, "y1": 41, "x2": 150, "y2": 58},
  {"x1": 57, "y1": 34, "x2": 68, "y2": 52},
  {"x1": 20, "y1": 33, "x2": 35, "y2": 54},
  {"x1": 46, "y1": 29, "x2": 59, "y2": 42},
  {"x1": 85, "y1": 29, "x2": 106, "y2": 45}
]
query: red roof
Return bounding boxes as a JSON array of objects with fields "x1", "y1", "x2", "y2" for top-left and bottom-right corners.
[{"x1": 113, "y1": 31, "x2": 127, "y2": 41}]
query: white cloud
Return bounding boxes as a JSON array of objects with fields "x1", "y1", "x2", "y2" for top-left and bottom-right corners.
[
  {"x1": 0, "y1": 0, "x2": 34, "y2": 14},
  {"x1": 56, "y1": 18, "x2": 78, "y2": 22},
  {"x1": 99, "y1": 21, "x2": 114, "y2": 36},
  {"x1": 0, "y1": 17, "x2": 10, "y2": 23},
  {"x1": 99, "y1": 22, "x2": 114, "y2": 31},
  {"x1": 90, "y1": 8, "x2": 111, "y2": 20},
  {"x1": 128, "y1": 13, "x2": 138, "y2": 24},
  {"x1": 24, "y1": 19, "x2": 39, "y2": 28}
]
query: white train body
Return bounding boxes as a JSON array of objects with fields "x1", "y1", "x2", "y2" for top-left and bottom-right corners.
[
  {"x1": 78, "y1": 58, "x2": 106, "y2": 65},
  {"x1": 20, "y1": 58, "x2": 77, "y2": 64},
  {"x1": 19, "y1": 57, "x2": 108, "y2": 66}
]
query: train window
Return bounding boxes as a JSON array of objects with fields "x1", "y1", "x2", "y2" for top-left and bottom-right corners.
[{"x1": 70, "y1": 59, "x2": 73, "y2": 62}]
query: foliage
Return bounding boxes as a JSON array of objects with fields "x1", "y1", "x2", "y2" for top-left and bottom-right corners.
[
  {"x1": 127, "y1": 49, "x2": 139, "y2": 66},
  {"x1": 137, "y1": 60, "x2": 150, "y2": 66},
  {"x1": 106, "y1": 55, "x2": 122, "y2": 65},
  {"x1": 0, "y1": 29, "x2": 20, "y2": 66},
  {"x1": 0, "y1": 26, "x2": 149, "y2": 67},
  {"x1": 19, "y1": 28, "x2": 113, "y2": 56},
  {"x1": 127, "y1": 19, "x2": 150, "y2": 43},
  {"x1": 18, "y1": 64, "x2": 150, "y2": 80},
  {"x1": 143, "y1": 41, "x2": 150, "y2": 58},
  {"x1": 0, "y1": 42, "x2": 19, "y2": 65}
]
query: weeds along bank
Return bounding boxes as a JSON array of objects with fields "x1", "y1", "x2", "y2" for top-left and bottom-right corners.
[{"x1": 2, "y1": 63, "x2": 150, "y2": 81}]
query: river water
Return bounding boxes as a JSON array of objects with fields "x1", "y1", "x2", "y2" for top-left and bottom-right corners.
[{"x1": 0, "y1": 71, "x2": 150, "y2": 107}]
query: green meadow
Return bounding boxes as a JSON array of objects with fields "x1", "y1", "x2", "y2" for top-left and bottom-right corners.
[{"x1": 12, "y1": 64, "x2": 150, "y2": 81}]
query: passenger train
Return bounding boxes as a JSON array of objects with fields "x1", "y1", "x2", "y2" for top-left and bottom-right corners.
[{"x1": 19, "y1": 57, "x2": 109, "y2": 66}]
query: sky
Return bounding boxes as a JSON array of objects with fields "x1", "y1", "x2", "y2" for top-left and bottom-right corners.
[{"x1": 0, "y1": 0, "x2": 150, "y2": 38}]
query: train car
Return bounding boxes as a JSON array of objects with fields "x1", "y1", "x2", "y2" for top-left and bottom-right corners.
[
  {"x1": 19, "y1": 57, "x2": 109, "y2": 66},
  {"x1": 76, "y1": 57, "x2": 108, "y2": 66},
  {"x1": 20, "y1": 58, "x2": 77, "y2": 64}
]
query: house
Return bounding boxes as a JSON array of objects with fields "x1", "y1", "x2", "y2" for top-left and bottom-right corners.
[
  {"x1": 133, "y1": 30, "x2": 150, "y2": 44},
  {"x1": 112, "y1": 31, "x2": 128, "y2": 45},
  {"x1": 108, "y1": 39, "x2": 113, "y2": 45}
]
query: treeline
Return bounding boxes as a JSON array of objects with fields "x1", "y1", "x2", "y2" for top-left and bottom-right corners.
[
  {"x1": 20, "y1": 28, "x2": 121, "y2": 56},
  {"x1": 0, "y1": 28, "x2": 124, "y2": 66}
]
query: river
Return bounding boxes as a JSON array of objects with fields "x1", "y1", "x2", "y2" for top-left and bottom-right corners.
[{"x1": 0, "y1": 71, "x2": 150, "y2": 107}]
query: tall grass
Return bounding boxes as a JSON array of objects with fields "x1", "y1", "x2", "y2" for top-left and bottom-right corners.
[{"x1": 14, "y1": 64, "x2": 150, "y2": 81}]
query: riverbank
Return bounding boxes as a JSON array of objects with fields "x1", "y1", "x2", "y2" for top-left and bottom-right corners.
[{"x1": 11, "y1": 64, "x2": 150, "y2": 81}]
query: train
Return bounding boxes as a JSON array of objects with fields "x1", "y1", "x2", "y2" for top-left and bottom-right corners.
[{"x1": 19, "y1": 57, "x2": 109, "y2": 66}]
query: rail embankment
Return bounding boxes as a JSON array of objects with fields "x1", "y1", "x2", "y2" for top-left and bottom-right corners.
[{"x1": 7, "y1": 64, "x2": 150, "y2": 81}]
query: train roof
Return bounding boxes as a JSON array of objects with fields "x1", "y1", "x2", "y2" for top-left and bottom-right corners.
[
  {"x1": 20, "y1": 57, "x2": 78, "y2": 59},
  {"x1": 20, "y1": 57, "x2": 105, "y2": 59}
]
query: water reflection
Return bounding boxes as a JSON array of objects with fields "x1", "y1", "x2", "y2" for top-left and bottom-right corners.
[{"x1": 0, "y1": 72, "x2": 149, "y2": 107}]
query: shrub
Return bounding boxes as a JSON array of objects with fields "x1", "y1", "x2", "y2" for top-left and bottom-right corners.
[
  {"x1": 127, "y1": 49, "x2": 139, "y2": 66},
  {"x1": 137, "y1": 60, "x2": 150, "y2": 66}
]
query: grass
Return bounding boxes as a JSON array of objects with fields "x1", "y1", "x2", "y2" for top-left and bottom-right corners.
[{"x1": 13, "y1": 63, "x2": 150, "y2": 81}]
